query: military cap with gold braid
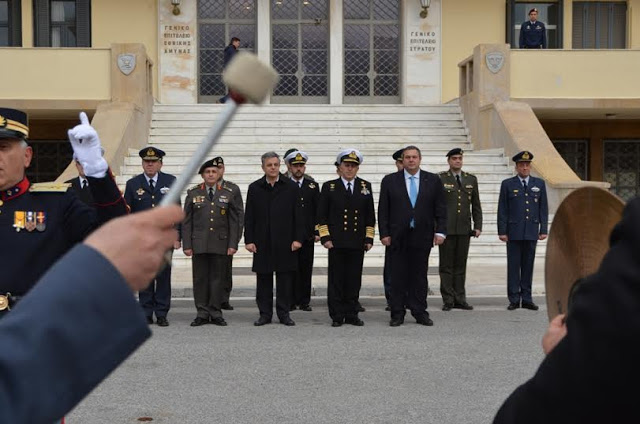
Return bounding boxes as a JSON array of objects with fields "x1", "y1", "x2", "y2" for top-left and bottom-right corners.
[
  {"x1": 338, "y1": 148, "x2": 363, "y2": 165},
  {"x1": 285, "y1": 150, "x2": 308, "y2": 165},
  {"x1": 0, "y1": 107, "x2": 29, "y2": 140},
  {"x1": 139, "y1": 146, "x2": 166, "y2": 161},
  {"x1": 512, "y1": 150, "x2": 533, "y2": 162}
]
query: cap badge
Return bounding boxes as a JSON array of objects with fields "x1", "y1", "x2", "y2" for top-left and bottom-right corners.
[
  {"x1": 522, "y1": 152, "x2": 530, "y2": 160},
  {"x1": 147, "y1": 148, "x2": 155, "y2": 157}
]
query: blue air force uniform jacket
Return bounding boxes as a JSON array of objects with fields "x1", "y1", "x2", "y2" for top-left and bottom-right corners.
[
  {"x1": 0, "y1": 244, "x2": 150, "y2": 424},
  {"x1": 519, "y1": 20, "x2": 547, "y2": 48},
  {"x1": 497, "y1": 176, "x2": 548, "y2": 240}
]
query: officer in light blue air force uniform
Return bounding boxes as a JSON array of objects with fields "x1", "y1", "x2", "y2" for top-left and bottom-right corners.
[{"x1": 497, "y1": 151, "x2": 548, "y2": 311}]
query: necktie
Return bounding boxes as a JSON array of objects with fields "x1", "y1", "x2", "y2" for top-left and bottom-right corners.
[
  {"x1": 149, "y1": 179, "x2": 154, "y2": 191},
  {"x1": 522, "y1": 179, "x2": 527, "y2": 190},
  {"x1": 456, "y1": 174, "x2": 462, "y2": 188},
  {"x1": 299, "y1": 181, "x2": 302, "y2": 188},
  {"x1": 82, "y1": 180, "x2": 88, "y2": 190},
  {"x1": 347, "y1": 182, "x2": 352, "y2": 196},
  {"x1": 208, "y1": 187, "x2": 214, "y2": 201},
  {"x1": 409, "y1": 176, "x2": 417, "y2": 228}
]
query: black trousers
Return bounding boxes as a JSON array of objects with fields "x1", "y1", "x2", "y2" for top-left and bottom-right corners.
[
  {"x1": 222, "y1": 255, "x2": 233, "y2": 304},
  {"x1": 390, "y1": 245, "x2": 431, "y2": 321},
  {"x1": 507, "y1": 240, "x2": 537, "y2": 304},
  {"x1": 327, "y1": 248, "x2": 364, "y2": 322},
  {"x1": 293, "y1": 239, "x2": 315, "y2": 306},
  {"x1": 383, "y1": 246, "x2": 392, "y2": 303},
  {"x1": 192, "y1": 253, "x2": 227, "y2": 320},
  {"x1": 438, "y1": 235, "x2": 471, "y2": 305},
  {"x1": 256, "y1": 272, "x2": 293, "y2": 321},
  {"x1": 139, "y1": 264, "x2": 171, "y2": 318}
]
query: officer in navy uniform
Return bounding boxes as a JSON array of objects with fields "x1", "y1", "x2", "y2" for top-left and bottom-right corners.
[
  {"x1": 497, "y1": 151, "x2": 548, "y2": 311},
  {"x1": 318, "y1": 149, "x2": 375, "y2": 327},
  {"x1": 519, "y1": 8, "x2": 547, "y2": 49},
  {"x1": 438, "y1": 148, "x2": 482, "y2": 311},
  {"x1": 183, "y1": 157, "x2": 242, "y2": 327},
  {"x1": 0, "y1": 108, "x2": 128, "y2": 318},
  {"x1": 124, "y1": 147, "x2": 181, "y2": 326},
  {"x1": 284, "y1": 150, "x2": 320, "y2": 312}
]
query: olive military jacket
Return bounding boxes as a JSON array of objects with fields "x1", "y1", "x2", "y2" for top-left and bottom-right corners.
[
  {"x1": 183, "y1": 181, "x2": 243, "y2": 255},
  {"x1": 439, "y1": 170, "x2": 482, "y2": 235}
]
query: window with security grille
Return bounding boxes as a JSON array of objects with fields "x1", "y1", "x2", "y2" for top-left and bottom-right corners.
[
  {"x1": 26, "y1": 140, "x2": 73, "y2": 183},
  {"x1": 572, "y1": 2, "x2": 626, "y2": 49},
  {"x1": 33, "y1": 0, "x2": 90, "y2": 47},
  {"x1": 0, "y1": 0, "x2": 21, "y2": 46},
  {"x1": 344, "y1": 0, "x2": 400, "y2": 103},
  {"x1": 552, "y1": 139, "x2": 588, "y2": 180},
  {"x1": 507, "y1": 1, "x2": 562, "y2": 49},
  {"x1": 198, "y1": 0, "x2": 257, "y2": 103},
  {"x1": 603, "y1": 140, "x2": 640, "y2": 201},
  {"x1": 271, "y1": 0, "x2": 329, "y2": 103}
]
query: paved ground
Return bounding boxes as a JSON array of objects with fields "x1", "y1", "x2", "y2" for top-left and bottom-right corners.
[{"x1": 69, "y1": 295, "x2": 549, "y2": 424}]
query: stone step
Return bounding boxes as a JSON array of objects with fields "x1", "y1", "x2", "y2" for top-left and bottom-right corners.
[
  {"x1": 152, "y1": 115, "x2": 466, "y2": 124},
  {"x1": 150, "y1": 125, "x2": 467, "y2": 134},
  {"x1": 152, "y1": 104, "x2": 462, "y2": 114},
  {"x1": 148, "y1": 134, "x2": 471, "y2": 143}
]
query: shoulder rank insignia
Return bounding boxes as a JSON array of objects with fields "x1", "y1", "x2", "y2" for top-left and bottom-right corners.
[
  {"x1": 136, "y1": 188, "x2": 145, "y2": 196},
  {"x1": 29, "y1": 182, "x2": 70, "y2": 193}
]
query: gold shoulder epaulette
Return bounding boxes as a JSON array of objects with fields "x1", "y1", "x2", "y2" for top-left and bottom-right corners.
[
  {"x1": 29, "y1": 182, "x2": 71, "y2": 193},
  {"x1": 187, "y1": 184, "x2": 201, "y2": 192},
  {"x1": 438, "y1": 171, "x2": 447, "y2": 175},
  {"x1": 463, "y1": 172, "x2": 476, "y2": 178}
]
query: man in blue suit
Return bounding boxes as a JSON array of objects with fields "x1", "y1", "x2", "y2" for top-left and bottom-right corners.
[
  {"x1": 497, "y1": 151, "x2": 548, "y2": 311},
  {"x1": 0, "y1": 204, "x2": 182, "y2": 424},
  {"x1": 124, "y1": 147, "x2": 181, "y2": 326}
]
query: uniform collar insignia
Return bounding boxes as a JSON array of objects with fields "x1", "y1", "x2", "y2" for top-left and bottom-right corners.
[{"x1": 1, "y1": 177, "x2": 30, "y2": 202}]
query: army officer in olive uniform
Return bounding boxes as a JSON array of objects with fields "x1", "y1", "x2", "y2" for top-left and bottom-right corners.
[
  {"x1": 438, "y1": 148, "x2": 482, "y2": 311},
  {"x1": 183, "y1": 158, "x2": 242, "y2": 327}
]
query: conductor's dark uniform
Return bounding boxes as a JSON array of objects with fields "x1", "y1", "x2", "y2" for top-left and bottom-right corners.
[
  {"x1": 318, "y1": 150, "x2": 375, "y2": 326},
  {"x1": 497, "y1": 151, "x2": 548, "y2": 309}
]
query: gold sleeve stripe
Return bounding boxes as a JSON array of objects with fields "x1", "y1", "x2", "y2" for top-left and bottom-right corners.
[
  {"x1": 365, "y1": 227, "x2": 375, "y2": 238},
  {"x1": 318, "y1": 225, "x2": 330, "y2": 238}
]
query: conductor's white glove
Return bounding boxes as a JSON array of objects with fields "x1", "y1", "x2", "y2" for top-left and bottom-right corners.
[{"x1": 68, "y1": 112, "x2": 108, "y2": 178}]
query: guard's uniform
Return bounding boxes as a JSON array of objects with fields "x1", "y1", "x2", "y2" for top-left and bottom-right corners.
[
  {"x1": 183, "y1": 177, "x2": 242, "y2": 323},
  {"x1": 318, "y1": 153, "x2": 375, "y2": 324},
  {"x1": 1, "y1": 175, "x2": 127, "y2": 314},
  {"x1": 519, "y1": 20, "x2": 547, "y2": 48},
  {"x1": 498, "y1": 151, "x2": 548, "y2": 307},
  {"x1": 438, "y1": 168, "x2": 482, "y2": 307},
  {"x1": 123, "y1": 147, "x2": 179, "y2": 323},
  {"x1": 292, "y1": 176, "x2": 319, "y2": 309}
]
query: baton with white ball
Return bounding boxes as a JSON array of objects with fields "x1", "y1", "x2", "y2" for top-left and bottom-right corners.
[{"x1": 159, "y1": 52, "x2": 279, "y2": 207}]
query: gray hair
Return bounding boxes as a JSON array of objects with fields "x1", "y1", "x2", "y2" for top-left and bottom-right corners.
[
  {"x1": 261, "y1": 151, "x2": 280, "y2": 165},
  {"x1": 19, "y1": 140, "x2": 28, "y2": 149},
  {"x1": 403, "y1": 145, "x2": 422, "y2": 159}
]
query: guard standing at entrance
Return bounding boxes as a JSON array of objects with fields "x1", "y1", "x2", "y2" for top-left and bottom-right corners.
[{"x1": 519, "y1": 8, "x2": 547, "y2": 49}]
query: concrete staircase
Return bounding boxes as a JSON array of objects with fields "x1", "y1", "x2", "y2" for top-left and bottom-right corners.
[{"x1": 116, "y1": 104, "x2": 547, "y2": 282}]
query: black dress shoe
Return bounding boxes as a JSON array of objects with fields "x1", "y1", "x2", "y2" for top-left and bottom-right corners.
[
  {"x1": 190, "y1": 317, "x2": 209, "y2": 327},
  {"x1": 299, "y1": 304, "x2": 312, "y2": 312},
  {"x1": 357, "y1": 305, "x2": 366, "y2": 312},
  {"x1": 507, "y1": 303, "x2": 520, "y2": 311},
  {"x1": 331, "y1": 321, "x2": 343, "y2": 327},
  {"x1": 280, "y1": 317, "x2": 296, "y2": 326},
  {"x1": 385, "y1": 305, "x2": 391, "y2": 312},
  {"x1": 442, "y1": 303, "x2": 453, "y2": 311},
  {"x1": 453, "y1": 302, "x2": 474, "y2": 310},
  {"x1": 345, "y1": 317, "x2": 364, "y2": 326},
  {"x1": 254, "y1": 316, "x2": 272, "y2": 326},
  {"x1": 146, "y1": 316, "x2": 154, "y2": 325},
  {"x1": 416, "y1": 316, "x2": 434, "y2": 326},
  {"x1": 221, "y1": 303, "x2": 234, "y2": 311},
  {"x1": 210, "y1": 317, "x2": 228, "y2": 326},
  {"x1": 156, "y1": 317, "x2": 169, "y2": 327},
  {"x1": 389, "y1": 319, "x2": 404, "y2": 327},
  {"x1": 521, "y1": 302, "x2": 539, "y2": 311}
]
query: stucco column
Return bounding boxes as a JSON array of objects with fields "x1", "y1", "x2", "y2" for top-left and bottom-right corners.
[
  {"x1": 257, "y1": 0, "x2": 271, "y2": 103},
  {"x1": 473, "y1": 44, "x2": 510, "y2": 108},
  {"x1": 329, "y1": 0, "x2": 344, "y2": 105}
]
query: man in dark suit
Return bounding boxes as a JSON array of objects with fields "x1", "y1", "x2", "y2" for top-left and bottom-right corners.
[
  {"x1": 378, "y1": 145, "x2": 447, "y2": 327},
  {"x1": 0, "y1": 205, "x2": 181, "y2": 424},
  {"x1": 383, "y1": 148, "x2": 406, "y2": 311},
  {"x1": 497, "y1": 151, "x2": 548, "y2": 311},
  {"x1": 219, "y1": 36, "x2": 240, "y2": 104},
  {"x1": 318, "y1": 149, "x2": 375, "y2": 327},
  {"x1": 65, "y1": 155, "x2": 94, "y2": 205},
  {"x1": 183, "y1": 158, "x2": 242, "y2": 327},
  {"x1": 494, "y1": 197, "x2": 640, "y2": 423},
  {"x1": 284, "y1": 150, "x2": 320, "y2": 312},
  {"x1": 244, "y1": 151, "x2": 304, "y2": 326},
  {"x1": 124, "y1": 147, "x2": 181, "y2": 326}
]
